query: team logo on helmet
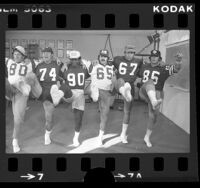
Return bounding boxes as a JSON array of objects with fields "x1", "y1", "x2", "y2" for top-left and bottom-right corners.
[
  {"x1": 99, "y1": 49, "x2": 109, "y2": 57},
  {"x1": 69, "y1": 50, "x2": 81, "y2": 59},
  {"x1": 150, "y1": 49, "x2": 161, "y2": 57}
]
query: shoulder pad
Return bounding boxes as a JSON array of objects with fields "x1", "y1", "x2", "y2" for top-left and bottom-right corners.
[{"x1": 5, "y1": 58, "x2": 10, "y2": 65}]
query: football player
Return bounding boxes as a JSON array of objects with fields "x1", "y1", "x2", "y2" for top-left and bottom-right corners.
[
  {"x1": 50, "y1": 50, "x2": 90, "y2": 147},
  {"x1": 138, "y1": 49, "x2": 183, "y2": 147},
  {"x1": 6, "y1": 46, "x2": 42, "y2": 153},
  {"x1": 35, "y1": 47, "x2": 73, "y2": 145},
  {"x1": 112, "y1": 45, "x2": 143, "y2": 143},
  {"x1": 89, "y1": 49, "x2": 116, "y2": 146}
]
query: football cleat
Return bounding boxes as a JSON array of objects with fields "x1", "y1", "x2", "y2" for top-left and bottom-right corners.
[
  {"x1": 120, "y1": 134, "x2": 128, "y2": 144},
  {"x1": 50, "y1": 85, "x2": 64, "y2": 106},
  {"x1": 97, "y1": 137, "x2": 103, "y2": 146},
  {"x1": 72, "y1": 138, "x2": 80, "y2": 147},
  {"x1": 144, "y1": 135, "x2": 152, "y2": 147},
  {"x1": 124, "y1": 83, "x2": 132, "y2": 102}
]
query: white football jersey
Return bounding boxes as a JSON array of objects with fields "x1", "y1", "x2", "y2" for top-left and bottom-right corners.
[
  {"x1": 90, "y1": 63, "x2": 114, "y2": 91},
  {"x1": 6, "y1": 59, "x2": 34, "y2": 85}
]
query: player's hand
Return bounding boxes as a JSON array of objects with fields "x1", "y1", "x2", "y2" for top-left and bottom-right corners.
[
  {"x1": 175, "y1": 52, "x2": 183, "y2": 63},
  {"x1": 61, "y1": 63, "x2": 68, "y2": 72},
  {"x1": 24, "y1": 58, "x2": 31, "y2": 65},
  {"x1": 55, "y1": 57, "x2": 62, "y2": 65},
  {"x1": 57, "y1": 81, "x2": 61, "y2": 88},
  {"x1": 159, "y1": 60, "x2": 166, "y2": 66},
  {"x1": 91, "y1": 60, "x2": 99, "y2": 66},
  {"x1": 80, "y1": 61, "x2": 87, "y2": 69},
  {"x1": 66, "y1": 58, "x2": 71, "y2": 65}
]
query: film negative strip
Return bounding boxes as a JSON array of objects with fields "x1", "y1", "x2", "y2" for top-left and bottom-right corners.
[{"x1": 0, "y1": 3, "x2": 198, "y2": 183}]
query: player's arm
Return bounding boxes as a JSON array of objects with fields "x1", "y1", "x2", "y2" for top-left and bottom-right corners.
[
  {"x1": 166, "y1": 53, "x2": 183, "y2": 76},
  {"x1": 58, "y1": 64, "x2": 66, "y2": 84},
  {"x1": 136, "y1": 61, "x2": 144, "y2": 78},
  {"x1": 136, "y1": 58, "x2": 144, "y2": 78},
  {"x1": 173, "y1": 53, "x2": 183, "y2": 73},
  {"x1": 5, "y1": 58, "x2": 9, "y2": 78},
  {"x1": 84, "y1": 67, "x2": 91, "y2": 80},
  {"x1": 87, "y1": 60, "x2": 96, "y2": 75},
  {"x1": 81, "y1": 59, "x2": 93, "y2": 71},
  {"x1": 112, "y1": 56, "x2": 119, "y2": 70},
  {"x1": 31, "y1": 59, "x2": 37, "y2": 73}
]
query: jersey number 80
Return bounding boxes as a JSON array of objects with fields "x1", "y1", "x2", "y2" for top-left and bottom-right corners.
[{"x1": 9, "y1": 63, "x2": 28, "y2": 76}]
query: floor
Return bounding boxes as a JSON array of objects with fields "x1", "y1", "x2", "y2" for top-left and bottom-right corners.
[{"x1": 6, "y1": 99, "x2": 190, "y2": 153}]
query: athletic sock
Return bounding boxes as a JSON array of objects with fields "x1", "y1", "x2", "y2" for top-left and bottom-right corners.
[
  {"x1": 74, "y1": 131, "x2": 80, "y2": 140},
  {"x1": 12, "y1": 138, "x2": 19, "y2": 146},
  {"x1": 45, "y1": 130, "x2": 52, "y2": 135},
  {"x1": 144, "y1": 129, "x2": 152, "y2": 147},
  {"x1": 99, "y1": 130, "x2": 104, "y2": 138},
  {"x1": 121, "y1": 123, "x2": 128, "y2": 137}
]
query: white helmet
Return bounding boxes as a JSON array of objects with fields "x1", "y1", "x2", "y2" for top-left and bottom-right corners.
[
  {"x1": 13, "y1": 46, "x2": 26, "y2": 57},
  {"x1": 69, "y1": 50, "x2": 81, "y2": 59}
]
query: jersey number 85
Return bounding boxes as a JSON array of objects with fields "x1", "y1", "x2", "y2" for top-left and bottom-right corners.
[{"x1": 142, "y1": 70, "x2": 160, "y2": 84}]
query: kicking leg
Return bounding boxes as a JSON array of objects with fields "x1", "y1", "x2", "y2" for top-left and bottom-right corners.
[
  {"x1": 25, "y1": 72, "x2": 42, "y2": 99},
  {"x1": 50, "y1": 83, "x2": 73, "y2": 106},
  {"x1": 115, "y1": 78, "x2": 132, "y2": 102},
  {"x1": 6, "y1": 78, "x2": 18, "y2": 100},
  {"x1": 143, "y1": 80, "x2": 162, "y2": 110}
]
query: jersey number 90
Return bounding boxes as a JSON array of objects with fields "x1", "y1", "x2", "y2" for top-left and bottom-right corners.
[{"x1": 67, "y1": 73, "x2": 85, "y2": 87}]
